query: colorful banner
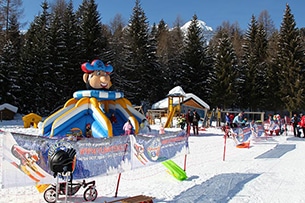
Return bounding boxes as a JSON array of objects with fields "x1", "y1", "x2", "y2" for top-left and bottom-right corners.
[
  {"x1": 264, "y1": 122, "x2": 280, "y2": 134},
  {"x1": 231, "y1": 126, "x2": 252, "y2": 144},
  {"x1": 130, "y1": 131, "x2": 187, "y2": 168},
  {"x1": 1, "y1": 130, "x2": 187, "y2": 188},
  {"x1": 229, "y1": 124, "x2": 267, "y2": 147},
  {"x1": 251, "y1": 123, "x2": 265, "y2": 137}
]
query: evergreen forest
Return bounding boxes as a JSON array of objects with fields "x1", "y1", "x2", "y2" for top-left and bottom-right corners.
[{"x1": 0, "y1": 0, "x2": 305, "y2": 116}]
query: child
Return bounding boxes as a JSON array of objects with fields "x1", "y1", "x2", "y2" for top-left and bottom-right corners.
[
  {"x1": 159, "y1": 123, "x2": 165, "y2": 135},
  {"x1": 85, "y1": 123, "x2": 92, "y2": 138},
  {"x1": 123, "y1": 120, "x2": 133, "y2": 135},
  {"x1": 177, "y1": 114, "x2": 186, "y2": 130},
  {"x1": 110, "y1": 113, "x2": 117, "y2": 123},
  {"x1": 140, "y1": 118, "x2": 151, "y2": 134}
]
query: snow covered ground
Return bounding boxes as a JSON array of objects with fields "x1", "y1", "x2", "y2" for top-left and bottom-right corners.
[{"x1": 1, "y1": 116, "x2": 305, "y2": 203}]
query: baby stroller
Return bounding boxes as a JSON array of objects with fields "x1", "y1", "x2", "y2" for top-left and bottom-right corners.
[
  {"x1": 45, "y1": 147, "x2": 97, "y2": 203},
  {"x1": 43, "y1": 179, "x2": 97, "y2": 203}
]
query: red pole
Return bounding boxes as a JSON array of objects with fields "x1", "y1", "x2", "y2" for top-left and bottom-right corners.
[
  {"x1": 184, "y1": 133, "x2": 189, "y2": 171},
  {"x1": 186, "y1": 124, "x2": 190, "y2": 136},
  {"x1": 114, "y1": 142, "x2": 128, "y2": 197},
  {"x1": 223, "y1": 128, "x2": 227, "y2": 161},
  {"x1": 114, "y1": 173, "x2": 122, "y2": 198}
]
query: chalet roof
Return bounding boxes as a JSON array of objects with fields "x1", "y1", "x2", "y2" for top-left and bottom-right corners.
[
  {"x1": 152, "y1": 86, "x2": 210, "y2": 110},
  {"x1": 0, "y1": 103, "x2": 18, "y2": 113}
]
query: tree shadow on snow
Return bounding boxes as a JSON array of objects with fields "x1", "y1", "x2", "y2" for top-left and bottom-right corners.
[
  {"x1": 54, "y1": 173, "x2": 259, "y2": 203},
  {"x1": 156, "y1": 173, "x2": 260, "y2": 203}
]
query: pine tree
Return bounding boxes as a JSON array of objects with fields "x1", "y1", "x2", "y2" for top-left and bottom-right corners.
[
  {"x1": 239, "y1": 15, "x2": 268, "y2": 111},
  {"x1": 210, "y1": 32, "x2": 238, "y2": 109},
  {"x1": 19, "y1": 1, "x2": 51, "y2": 115},
  {"x1": 107, "y1": 14, "x2": 127, "y2": 92},
  {"x1": 48, "y1": 2, "x2": 66, "y2": 109},
  {"x1": 49, "y1": 0, "x2": 83, "y2": 105},
  {"x1": 258, "y1": 11, "x2": 279, "y2": 111},
  {"x1": 151, "y1": 17, "x2": 186, "y2": 95},
  {"x1": 261, "y1": 30, "x2": 280, "y2": 111},
  {"x1": 167, "y1": 19, "x2": 185, "y2": 89},
  {"x1": 300, "y1": 28, "x2": 305, "y2": 43},
  {"x1": 121, "y1": 0, "x2": 160, "y2": 105},
  {"x1": 0, "y1": 1, "x2": 23, "y2": 107},
  {"x1": 208, "y1": 22, "x2": 243, "y2": 107},
  {"x1": 147, "y1": 22, "x2": 163, "y2": 103},
  {"x1": 153, "y1": 19, "x2": 174, "y2": 97},
  {"x1": 77, "y1": 0, "x2": 107, "y2": 62},
  {"x1": 0, "y1": 14, "x2": 22, "y2": 106},
  {"x1": 255, "y1": 23, "x2": 269, "y2": 110},
  {"x1": 61, "y1": 0, "x2": 83, "y2": 93},
  {"x1": 277, "y1": 4, "x2": 305, "y2": 113},
  {"x1": 182, "y1": 14, "x2": 209, "y2": 100},
  {"x1": 211, "y1": 21, "x2": 244, "y2": 65}
]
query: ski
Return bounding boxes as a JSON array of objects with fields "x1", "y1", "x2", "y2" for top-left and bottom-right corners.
[
  {"x1": 11, "y1": 161, "x2": 40, "y2": 182},
  {"x1": 134, "y1": 153, "x2": 148, "y2": 165}
]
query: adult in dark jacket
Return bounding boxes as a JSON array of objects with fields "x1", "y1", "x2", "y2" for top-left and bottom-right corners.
[
  {"x1": 186, "y1": 109, "x2": 193, "y2": 135},
  {"x1": 192, "y1": 110, "x2": 200, "y2": 135},
  {"x1": 291, "y1": 113, "x2": 299, "y2": 137}
]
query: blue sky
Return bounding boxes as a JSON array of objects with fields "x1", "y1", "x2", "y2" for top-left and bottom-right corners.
[{"x1": 22, "y1": 0, "x2": 305, "y2": 31}]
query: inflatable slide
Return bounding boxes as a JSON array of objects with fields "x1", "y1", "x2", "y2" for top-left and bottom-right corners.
[{"x1": 41, "y1": 90, "x2": 145, "y2": 138}]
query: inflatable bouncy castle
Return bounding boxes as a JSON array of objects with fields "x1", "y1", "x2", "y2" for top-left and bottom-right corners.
[{"x1": 41, "y1": 60, "x2": 145, "y2": 138}]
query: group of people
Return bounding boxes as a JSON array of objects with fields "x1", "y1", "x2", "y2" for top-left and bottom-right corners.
[
  {"x1": 122, "y1": 111, "x2": 305, "y2": 138},
  {"x1": 225, "y1": 112, "x2": 248, "y2": 128},
  {"x1": 225, "y1": 111, "x2": 305, "y2": 137},
  {"x1": 177, "y1": 109, "x2": 200, "y2": 135},
  {"x1": 208, "y1": 108, "x2": 222, "y2": 127}
]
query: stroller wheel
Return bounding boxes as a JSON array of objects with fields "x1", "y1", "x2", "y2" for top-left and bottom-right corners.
[
  {"x1": 43, "y1": 187, "x2": 57, "y2": 203},
  {"x1": 83, "y1": 187, "x2": 98, "y2": 201}
]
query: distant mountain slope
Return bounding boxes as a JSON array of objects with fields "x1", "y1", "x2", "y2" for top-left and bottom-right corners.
[
  {"x1": 181, "y1": 19, "x2": 213, "y2": 32},
  {"x1": 180, "y1": 19, "x2": 214, "y2": 43}
]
